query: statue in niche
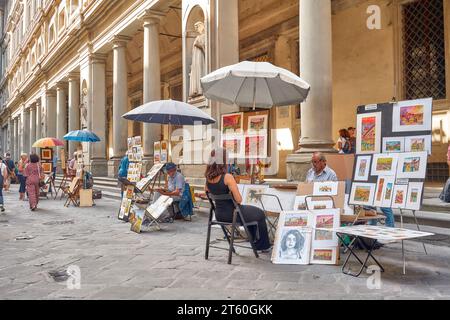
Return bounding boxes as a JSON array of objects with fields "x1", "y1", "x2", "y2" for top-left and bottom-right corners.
[
  {"x1": 189, "y1": 21, "x2": 206, "y2": 98},
  {"x1": 80, "y1": 86, "x2": 88, "y2": 129}
]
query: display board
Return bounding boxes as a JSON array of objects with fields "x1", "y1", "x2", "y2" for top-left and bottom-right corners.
[
  {"x1": 349, "y1": 98, "x2": 432, "y2": 210},
  {"x1": 40, "y1": 148, "x2": 53, "y2": 174},
  {"x1": 154, "y1": 140, "x2": 169, "y2": 164},
  {"x1": 221, "y1": 110, "x2": 270, "y2": 160},
  {"x1": 271, "y1": 209, "x2": 340, "y2": 265}
]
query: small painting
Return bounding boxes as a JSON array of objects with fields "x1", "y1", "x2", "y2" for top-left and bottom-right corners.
[
  {"x1": 404, "y1": 135, "x2": 432, "y2": 155},
  {"x1": 222, "y1": 113, "x2": 243, "y2": 134},
  {"x1": 356, "y1": 112, "x2": 381, "y2": 154},
  {"x1": 371, "y1": 153, "x2": 398, "y2": 176},
  {"x1": 247, "y1": 115, "x2": 268, "y2": 134},
  {"x1": 222, "y1": 136, "x2": 243, "y2": 159},
  {"x1": 293, "y1": 196, "x2": 307, "y2": 210},
  {"x1": 349, "y1": 183, "x2": 375, "y2": 206},
  {"x1": 311, "y1": 209, "x2": 340, "y2": 247},
  {"x1": 241, "y1": 185, "x2": 269, "y2": 208},
  {"x1": 310, "y1": 248, "x2": 337, "y2": 265},
  {"x1": 396, "y1": 151, "x2": 429, "y2": 180},
  {"x1": 130, "y1": 209, "x2": 145, "y2": 233},
  {"x1": 313, "y1": 181, "x2": 338, "y2": 196},
  {"x1": 41, "y1": 149, "x2": 52, "y2": 160},
  {"x1": 392, "y1": 98, "x2": 432, "y2": 132},
  {"x1": 284, "y1": 212, "x2": 309, "y2": 227},
  {"x1": 400, "y1": 105, "x2": 424, "y2": 126},
  {"x1": 405, "y1": 182, "x2": 424, "y2": 211},
  {"x1": 41, "y1": 162, "x2": 53, "y2": 174},
  {"x1": 354, "y1": 155, "x2": 371, "y2": 181},
  {"x1": 391, "y1": 184, "x2": 408, "y2": 209}
]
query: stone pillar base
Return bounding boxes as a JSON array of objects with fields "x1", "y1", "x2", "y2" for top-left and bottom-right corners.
[
  {"x1": 108, "y1": 158, "x2": 122, "y2": 178},
  {"x1": 89, "y1": 158, "x2": 108, "y2": 177}
]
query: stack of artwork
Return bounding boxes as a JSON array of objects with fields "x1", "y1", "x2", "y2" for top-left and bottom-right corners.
[
  {"x1": 154, "y1": 141, "x2": 169, "y2": 164},
  {"x1": 350, "y1": 98, "x2": 432, "y2": 210},
  {"x1": 272, "y1": 209, "x2": 340, "y2": 265},
  {"x1": 221, "y1": 112, "x2": 268, "y2": 159}
]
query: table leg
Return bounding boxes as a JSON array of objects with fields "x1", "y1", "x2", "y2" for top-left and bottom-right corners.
[
  {"x1": 412, "y1": 210, "x2": 427, "y2": 255},
  {"x1": 402, "y1": 240, "x2": 406, "y2": 275}
]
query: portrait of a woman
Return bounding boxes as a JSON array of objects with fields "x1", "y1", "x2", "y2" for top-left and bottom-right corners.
[{"x1": 279, "y1": 229, "x2": 305, "y2": 260}]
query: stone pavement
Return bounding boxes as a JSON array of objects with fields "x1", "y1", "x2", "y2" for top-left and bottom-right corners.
[{"x1": 1, "y1": 185, "x2": 450, "y2": 300}]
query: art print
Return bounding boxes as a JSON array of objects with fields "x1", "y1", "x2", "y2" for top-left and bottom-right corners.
[
  {"x1": 356, "y1": 112, "x2": 381, "y2": 154},
  {"x1": 392, "y1": 98, "x2": 432, "y2": 132},
  {"x1": 42, "y1": 162, "x2": 53, "y2": 174},
  {"x1": 245, "y1": 135, "x2": 267, "y2": 159},
  {"x1": 130, "y1": 208, "x2": 145, "y2": 233},
  {"x1": 118, "y1": 198, "x2": 132, "y2": 220},
  {"x1": 313, "y1": 181, "x2": 338, "y2": 196},
  {"x1": 404, "y1": 135, "x2": 432, "y2": 155},
  {"x1": 222, "y1": 113, "x2": 243, "y2": 134},
  {"x1": 259, "y1": 188, "x2": 296, "y2": 213},
  {"x1": 396, "y1": 152, "x2": 428, "y2": 179},
  {"x1": 41, "y1": 148, "x2": 52, "y2": 160},
  {"x1": 241, "y1": 185, "x2": 269, "y2": 208},
  {"x1": 391, "y1": 184, "x2": 408, "y2": 209},
  {"x1": 284, "y1": 211, "x2": 310, "y2": 228},
  {"x1": 354, "y1": 155, "x2": 371, "y2": 181},
  {"x1": 310, "y1": 248, "x2": 338, "y2": 265},
  {"x1": 382, "y1": 137, "x2": 405, "y2": 153},
  {"x1": 247, "y1": 115, "x2": 268, "y2": 134},
  {"x1": 405, "y1": 182, "x2": 424, "y2": 211},
  {"x1": 311, "y1": 209, "x2": 340, "y2": 247},
  {"x1": 349, "y1": 183, "x2": 375, "y2": 206},
  {"x1": 305, "y1": 199, "x2": 334, "y2": 210},
  {"x1": 134, "y1": 136, "x2": 142, "y2": 146},
  {"x1": 125, "y1": 185, "x2": 135, "y2": 199},
  {"x1": 222, "y1": 136, "x2": 244, "y2": 159},
  {"x1": 370, "y1": 153, "x2": 398, "y2": 176}
]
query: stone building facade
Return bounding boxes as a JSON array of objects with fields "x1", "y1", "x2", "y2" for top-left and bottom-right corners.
[{"x1": 0, "y1": 0, "x2": 448, "y2": 181}]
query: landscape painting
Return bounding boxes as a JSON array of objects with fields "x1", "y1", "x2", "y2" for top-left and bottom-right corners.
[
  {"x1": 349, "y1": 183, "x2": 375, "y2": 206},
  {"x1": 405, "y1": 182, "x2": 424, "y2": 210},
  {"x1": 310, "y1": 248, "x2": 337, "y2": 265},
  {"x1": 356, "y1": 112, "x2": 381, "y2": 154},
  {"x1": 222, "y1": 113, "x2": 243, "y2": 134},
  {"x1": 248, "y1": 115, "x2": 268, "y2": 134},
  {"x1": 405, "y1": 135, "x2": 432, "y2": 155},
  {"x1": 354, "y1": 155, "x2": 371, "y2": 181},
  {"x1": 392, "y1": 98, "x2": 432, "y2": 132},
  {"x1": 397, "y1": 151, "x2": 427, "y2": 179},
  {"x1": 371, "y1": 153, "x2": 398, "y2": 176}
]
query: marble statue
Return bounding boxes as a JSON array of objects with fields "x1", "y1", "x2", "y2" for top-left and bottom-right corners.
[
  {"x1": 80, "y1": 86, "x2": 88, "y2": 129},
  {"x1": 189, "y1": 21, "x2": 206, "y2": 98}
]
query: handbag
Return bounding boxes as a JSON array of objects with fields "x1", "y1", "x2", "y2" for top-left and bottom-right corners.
[{"x1": 38, "y1": 165, "x2": 45, "y2": 188}]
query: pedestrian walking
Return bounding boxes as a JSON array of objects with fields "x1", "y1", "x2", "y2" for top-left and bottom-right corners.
[
  {"x1": 0, "y1": 156, "x2": 7, "y2": 212},
  {"x1": 17, "y1": 153, "x2": 29, "y2": 201},
  {"x1": 24, "y1": 154, "x2": 44, "y2": 211},
  {"x1": 2, "y1": 152, "x2": 15, "y2": 192}
]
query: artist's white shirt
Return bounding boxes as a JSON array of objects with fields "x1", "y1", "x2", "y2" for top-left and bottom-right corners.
[{"x1": 0, "y1": 163, "x2": 7, "y2": 177}]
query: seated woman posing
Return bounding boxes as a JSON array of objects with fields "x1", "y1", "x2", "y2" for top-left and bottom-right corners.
[{"x1": 205, "y1": 148, "x2": 271, "y2": 252}]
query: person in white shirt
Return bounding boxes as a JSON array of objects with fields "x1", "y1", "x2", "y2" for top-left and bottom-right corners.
[{"x1": 0, "y1": 156, "x2": 8, "y2": 212}]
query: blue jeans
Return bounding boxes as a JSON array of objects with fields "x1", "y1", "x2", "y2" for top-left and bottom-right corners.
[
  {"x1": 365, "y1": 207, "x2": 395, "y2": 227},
  {"x1": 0, "y1": 175, "x2": 4, "y2": 205},
  {"x1": 18, "y1": 174, "x2": 26, "y2": 193}
]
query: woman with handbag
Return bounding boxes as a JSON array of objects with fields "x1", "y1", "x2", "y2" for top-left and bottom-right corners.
[
  {"x1": 17, "y1": 153, "x2": 29, "y2": 201},
  {"x1": 24, "y1": 154, "x2": 43, "y2": 211},
  {"x1": 0, "y1": 156, "x2": 8, "y2": 212}
]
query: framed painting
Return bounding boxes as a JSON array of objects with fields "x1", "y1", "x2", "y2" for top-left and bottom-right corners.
[
  {"x1": 272, "y1": 211, "x2": 312, "y2": 265},
  {"x1": 311, "y1": 209, "x2": 340, "y2": 247},
  {"x1": 356, "y1": 112, "x2": 381, "y2": 154},
  {"x1": 293, "y1": 196, "x2": 307, "y2": 210},
  {"x1": 370, "y1": 153, "x2": 399, "y2": 176},
  {"x1": 392, "y1": 98, "x2": 432, "y2": 132},
  {"x1": 41, "y1": 148, "x2": 53, "y2": 160},
  {"x1": 404, "y1": 135, "x2": 432, "y2": 155},
  {"x1": 245, "y1": 135, "x2": 267, "y2": 159},
  {"x1": 391, "y1": 184, "x2": 408, "y2": 209},
  {"x1": 310, "y1": 247, "x2": 338, "y2": 265},
  {"x1": 306, "y1": 199, "x2": 334, "y2": 210},
  {"x1": 349, "y1": 183, "x2": 375, "y2": 206},
  {"x1": 382, "y1": 137, "x2": 405, "y2": 153},
  {"x1": 41, "y1": 162, "x2": 53, "y2": 174},
  {"x1": 381, "y1": 178, "x2": 396, "y2": 208},
  {"x1": 221, "y1": 112, "x2": 243, "y2": 135},
  {"x1": 396, "y1": 151, "x2": 428, "y2": 179},
  {"x1": 405, "y1": 182, "x2": 424, "y2": 211},
  {"x1": 313, "y1": 181, "x2": 339, "y2": 196},
  {"x1": 373, "y1": 176, "x2": 394, "y2": 207},
  {"x1": 259, "y1": 188, "x2": 296, "y2": 213},
  {"x1": 241, "y1": 184, "x2": 269, "y2": 208},
  {"x1": 222, "y1": 136, "x2": 244, "y2": 159},
  {"x1": 247, "y1": 114, "x2": 268, "y2": 134},
  {"x1": 118, "y1": 198, "x2": 132, "y2": 221},
  {"x1": 134, "y1": 136, "x2": 142, "y2": 146},
  {"x1": 354, "y1": 155, "x2": 371, "y2": 181},
  {"x1": 130, "y1": 208, "x2": 145, "y2": 233}
]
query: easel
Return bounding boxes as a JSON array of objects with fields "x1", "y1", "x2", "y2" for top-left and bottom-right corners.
[{"x1": 41, "y1": 174, "x2": 56, "y2": 199}]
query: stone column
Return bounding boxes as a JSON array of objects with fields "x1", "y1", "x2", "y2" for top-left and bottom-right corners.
[
  {"x1": 35, "y1": 99, "x2": 42, "y2": 141},
  {"x1": 14, "y1": 117, "x2": 19, "y2": 160},
  {"x1": 109, "y1": 35, "x2": 131, "y2": 177},
  {"x1": 56, "y1": 82, "x2": 68, "y2": 143},
  {"x1": 68, "y1": 73, "x2": 80, "y2": 156},
  {"x1": 142, "y1": 12, "x2": 163, "y2": 169},
  {"x1": 23, "y1": 108, "x2": 30, "y2": 153},
  {"x1": 286, "y1": 0, "x2": 336, "y2": 181},
  {"x1": 9, "y1": 117, "x2": 15, "y2": 159},
  {"x1": 45, "y1": 90, "x2": 57, "y2": 138},
  {"x1": 19, "y1": 110, "x2": 26, "y2": 154},
  {"x1": 29, "y1": 105, "x2": 36, "y2": 153},
  {"x1": 88, "y1": 53, "x2": 108, "y2": 176}
]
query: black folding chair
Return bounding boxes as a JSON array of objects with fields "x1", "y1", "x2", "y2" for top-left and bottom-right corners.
[{"x1": 205, "y1": 192, "x2": 260, "y2": 264}]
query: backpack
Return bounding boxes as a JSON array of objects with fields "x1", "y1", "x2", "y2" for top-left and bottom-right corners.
[{"x1": 440, "y1": 178, "x2": 450, "y2": 203}]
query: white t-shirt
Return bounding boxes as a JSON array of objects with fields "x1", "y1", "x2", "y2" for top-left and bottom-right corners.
[
  {"x1": 337, "y1": 137, "x2": 347, "y2": 153},
  {"x1": 0, "y1": 163, "x2": 7, "y2": 177}
]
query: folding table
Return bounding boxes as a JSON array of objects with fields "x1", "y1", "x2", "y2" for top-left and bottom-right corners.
[{"x1": 331, "y1": 225, "x2": 434, "y2": 277}]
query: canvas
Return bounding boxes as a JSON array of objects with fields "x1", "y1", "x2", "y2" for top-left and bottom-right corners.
[
  {"x1": 222, "y1": 112, "x2": 243, "y2": 134},
  {"x1": 370, "y1": 153, "x2": 399, "y2": 176},
  {"x1": 392, "y1": 98, "x2": 432, "y2": 132},
  {"x1": 245, "y1": 135, "x2": 267, "y2": 159},
  {"x1": 405, "y1": 182, "x2": 424, "y2": 211},
  {"x1": 381, "y1": 177, "x2": 396, "y2": 207},
  {"x1": 272, "y1": 211, "x2": 312, "y2": 265},
  {"x1": 356, "y1": 112, "x2": 381, "y2": 154},
  {"x1": 313, "y1": 181, "x2": 339, "y2": 196},
  {"x1": 310, "y1": 247, "x2": 338, "y2": 265},
  {"x1": 391, "y1": 184, "x2": 408, "y2": 209},
  {"x1": 222, "y1": 136, "x2": 244, "y2": 159},
  {"x1": 349, "y1": 183, "x2": 375, "y2": 206},
  {"x1": 241, "y1": 185, "x2": 269, "y2": 208},
  {"x1": 404, "y1": 135, "x2": 432, "y2": 155},
  {"x1": 382, "y1": 137, "x2": 405, "y2": 153},
  {"x1": 396, "y1": 151, "x2": 428, "y2": 179},
  {"x1": 247, "y1": 114, "x2": 268, "y2": 134},
  {"x1": 311, "y1": 209, "x2": 340, "y2": 247},
  {"x1": 130, "y1": 209, "x2": 146, "y2": 234},
  {"x1": 354, "y1": 155, "x2": 371, "y2": 181}
]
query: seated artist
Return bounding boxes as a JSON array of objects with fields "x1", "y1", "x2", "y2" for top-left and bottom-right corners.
[
  {"x1": 117, "y1": 150, "x2": 132, "y2": 197},
  {"x1": 205, "y1": 148, "x2": 271, "y2": 252},
  {"x1": 305, "y1": 152, "x2": 338, "y2": 183},
  {"x1": 153, "y1": 162, "x2": 185, "y2": 220}
]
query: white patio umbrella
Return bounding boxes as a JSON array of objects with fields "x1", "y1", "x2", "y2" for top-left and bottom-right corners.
[{"x1": 200, "y1": 60, "x2": 311, "y2": 109}]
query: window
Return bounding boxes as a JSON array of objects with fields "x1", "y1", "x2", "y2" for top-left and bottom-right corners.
[
  {"x1": 402, "y1": 0, "x2": 446, "y2": 100},
  {"x1": 58, "y1": 10, "x2": 66, "y2": 32},
  {"x1": 49, "y1": 25, "x2": 55, "y2": 44}
]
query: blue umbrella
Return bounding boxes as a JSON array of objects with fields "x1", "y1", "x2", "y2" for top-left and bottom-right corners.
[
  {"x1": 122, "y1": 100, "x2": 215, "y2": 125},
  {"x1": 63, "y1": 130, "x2": 101, "y2": 142}
]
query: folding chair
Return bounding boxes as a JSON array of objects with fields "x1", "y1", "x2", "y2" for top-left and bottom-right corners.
[
  {"x1": 205, "y1": 192, "x2": 260, "y2": 264},
  {"x1": 64, "y1": 177, "x2": 81, "y2": 207},
  {"x1": 258, "y1": 194, "x2": 283, "y2": 243}
]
